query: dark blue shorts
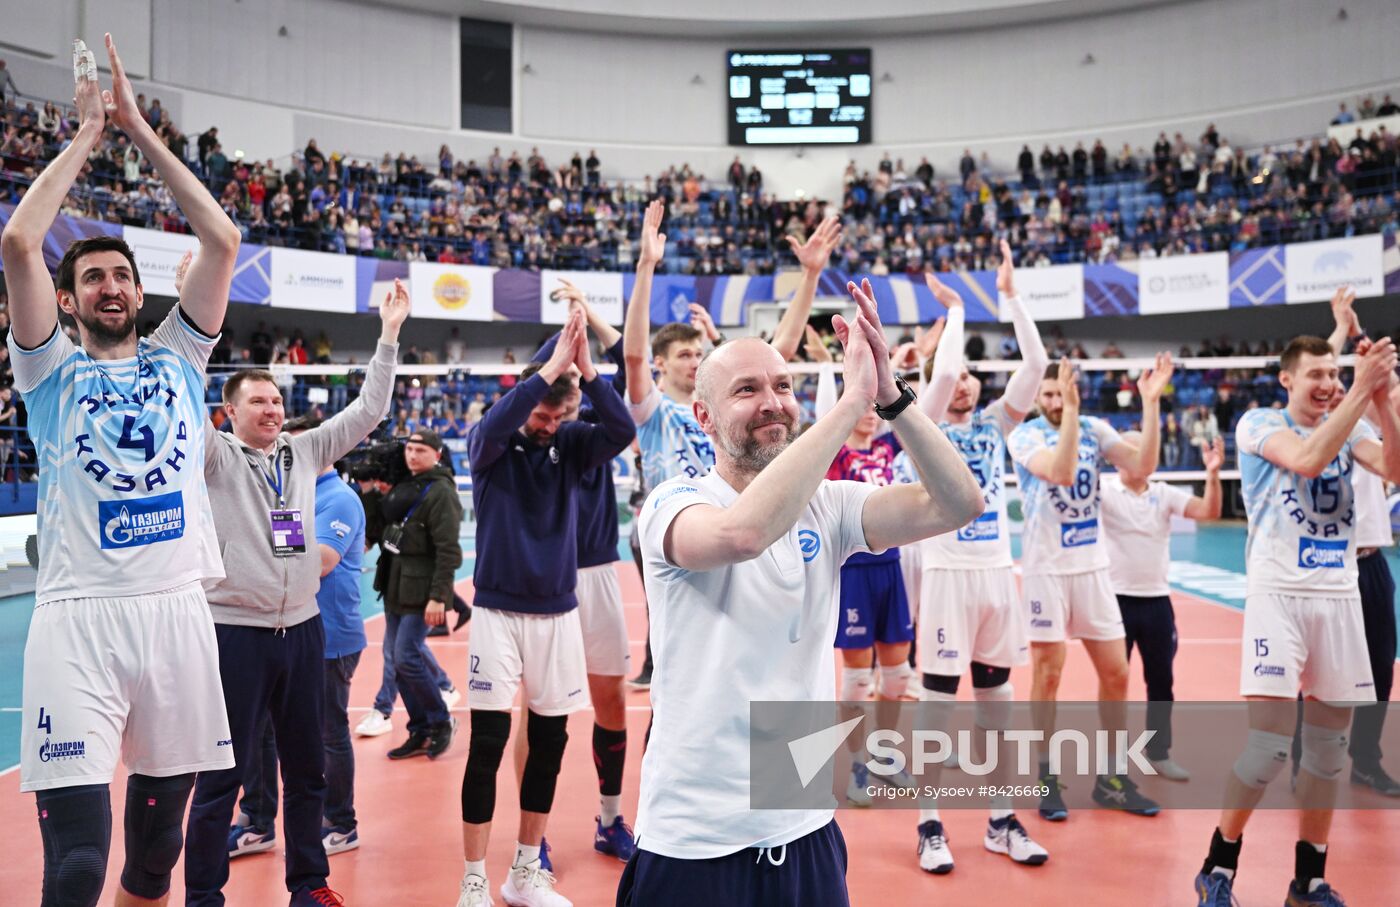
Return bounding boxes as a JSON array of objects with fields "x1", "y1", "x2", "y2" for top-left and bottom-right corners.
[
  {"x1": 834, "y1": 560, "x2": 913, "y2": 649},
  {"x1": 616, "y1": 820, "x2": 849, "y2": 907}
]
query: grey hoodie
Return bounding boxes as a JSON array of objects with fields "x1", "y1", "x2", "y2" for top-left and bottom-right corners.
[{"x1": 203, "y1": 340, "x2": 397, "y2": 628}]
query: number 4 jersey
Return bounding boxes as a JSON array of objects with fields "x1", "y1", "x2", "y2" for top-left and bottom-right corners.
[
  {"x1": 9, "y1": 309, "x2": 224, "y2": 604},
  {"x1": 1008, "y1": 414, "x2": 1125, "y2": 576},
  {"x1": 1235, "y1": 408, "x2": 1376, "y2": 595}
]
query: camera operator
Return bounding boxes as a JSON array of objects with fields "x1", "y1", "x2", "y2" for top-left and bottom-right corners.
[{"x1": 376, "y1": 430, "x2": 464, "y2": 760}]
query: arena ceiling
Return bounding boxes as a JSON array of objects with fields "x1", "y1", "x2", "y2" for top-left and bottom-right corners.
[{"x1": 361, "y1": 0, "x2": 1190, "y2": 36}]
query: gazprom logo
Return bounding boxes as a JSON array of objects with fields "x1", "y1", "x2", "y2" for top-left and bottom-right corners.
[
  {"x1": 1060, "y1": 518, "x2": 1098, "y2": 548},
  {"x1": 956, "y1": 512, "x2": 999, "y2": 542},
  {"x1": 1298, "y1": 537, "x2": 1346, "y2": 569},
  {"x1": 797, "y1": 529, "x2": 821, "y2": 562},
  {"x1": 99, "y1": 491, "x2": 184, "y2": 549}
]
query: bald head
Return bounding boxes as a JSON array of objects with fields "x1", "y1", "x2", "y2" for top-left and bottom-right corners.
[{"x1": 695, "y1": 337, "x2": 781, "y2": 408}]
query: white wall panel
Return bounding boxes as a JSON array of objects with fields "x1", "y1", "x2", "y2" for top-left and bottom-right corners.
[{"x1": 152, "y1": 0, "x2": 454, "y2": 129}]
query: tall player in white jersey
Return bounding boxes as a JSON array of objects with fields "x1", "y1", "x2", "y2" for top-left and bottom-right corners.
[
  {"x1": 622, "y1": 199, "x2": 839, "y2": 683},
  {"x1": 1194, "y1": 334, "x2": 1400, "y2": 907},
  {"x1": 1, "y1": 36, "x2": 241, "y2": 907},
  {"x1": 1008, "y1": 352, "x2": 1173, "y2": 820},
  {"x1": 897, "y1": 242, "x2": 1050, "y2": 874}
]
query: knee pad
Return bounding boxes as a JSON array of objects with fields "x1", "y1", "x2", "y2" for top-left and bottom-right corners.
[
  {"x1": 921, "y1": 672, "x2": 960, "y2": 696},
  {"x1": 36, "y1": 783, "x2": 111, "y2": 907},
  {"x1": 841, "y1": 667, "x2": 875, "y2": 701},
  {"x1": 973, "y1": 682, "x2": 1014, "y2": 731},
  {"x1": 1231, "y1": 729, "x2": 1292, "y2": 789},
  {"x1": 878, "y1": 664, "x2": 909, "y2": 700},
  {"x1": 521, "y1": 712, "x2": 570, "y2": 815},
  {"x1": 120, "y1": 773, "x2": 193, "y2": 900},
  {"x1": 462, "y1": 709, "x2": 511, "y2": 824},
  {"x1": 1299, "y1": 723, "x2": 1349, "y2": 781},
  {"x1": 970, "y1": 662, "x2": 1012, "y2": 690}
]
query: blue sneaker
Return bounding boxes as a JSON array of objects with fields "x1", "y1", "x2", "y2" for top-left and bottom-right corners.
[
  {"x1": 1038, "y1": 775, "x2": 1068, "y2": 822},
  {"x1": 538, "y1": 836, "x2": 553, "y2": 874},
  {"x1": 228, "y1": 823, "x2": 276, "y2": 858},
  {"x1": 1285, "y1": 880, "x2": 1348, "y2": 906},
  {"x1": 1092, "y1": 774, "x2": 1160, "y2": 816},
  {"x1": 847, "y1": 763, "x2": 873, "y2": 806},
  {"x1": 1194, "y1": 871, "x2": 1238, "y2": 906},
  {"x1": 321, "y1": 825, "x2": 359, "y2": 855},
  {"x1": 288, "y1": 887, "x2": 344, "y2": 906},
  {"x1": 595, "y1": 815, "x2": 637, "y2": 862}
]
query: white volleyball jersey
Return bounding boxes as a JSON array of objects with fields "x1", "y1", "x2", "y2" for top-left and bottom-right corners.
[
  {"x1": 9, "y1": 308, "x2": 224, "y2": 604},
  {"x1": 1008, "y1": 414, "x2": 1125, "y2": 576},
  {"x1": 1236, "y1": 407, "x2": 1376, "y2": 595}
]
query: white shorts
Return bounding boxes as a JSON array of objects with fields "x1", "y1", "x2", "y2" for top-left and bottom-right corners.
[
  {"x1": 899, "y1": 543, "x2": 923, "y2": 618},
  {"x1": 1023, "y1": 569, "x2": 1124, "y2": 643},
  {"x1": 1239, "y1": 592, "x2": 1376, "y2": 702},
  {"x1": 577, "y1": 563, "x2": 630, "y2": 677},
  {"x1": 467, "y1": 606, "x2": 590, "y2": 716},
  {"x1": 20, "y1": 583, "x2": 233, "y2": 793},
  {"x1": 919, "y1": 568, "x2": 1029, "y2": 676}
]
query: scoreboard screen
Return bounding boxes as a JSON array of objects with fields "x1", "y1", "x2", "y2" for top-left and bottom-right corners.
[{"x1": 726, "y1": 49, "x2": 872, "y2": 146}]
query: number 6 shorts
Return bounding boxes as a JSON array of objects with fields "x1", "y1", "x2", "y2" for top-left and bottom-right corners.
[{"x1": 20, "y1": 581, "x2": 234, "y2": 792}]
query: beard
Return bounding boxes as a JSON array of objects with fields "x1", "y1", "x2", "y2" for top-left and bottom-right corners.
[
  {"x1": 718, "y1": 413, "x2": 796, "y2": 472},
  {"x1": 76, "y1": 305, "x2": 137, "y2": 347}
]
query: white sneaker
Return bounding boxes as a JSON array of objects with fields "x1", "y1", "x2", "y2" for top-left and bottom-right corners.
[
  {"x1": 984, "y1": 816, "x2": 1048, "y2": 865},
  {"x1": 1149, "y1": 757, "x2": 1191, "y2": 781},
  {"x1": 846, "y1": 763, "x2": 872, "y2": 806},
  {"x1": 456, "y1": 873, "x2": 494, "y2": 907},
  {"x1": 917, "y1": 820, "x2": 954, "y2": 874},
  {"x1": 442, "y1": 686, "x2": 462, "y2": 709},
  {"x1": 355, "y1": 710, "x2": 392, "y2": 737},
  {"x1": 501, "y1": 862, "x2": 571, "y2": 907}
]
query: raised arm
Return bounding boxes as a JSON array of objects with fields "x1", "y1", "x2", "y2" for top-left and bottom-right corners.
[
  {"x1": 921, "y1": 273, "x2": 964, "y2": 422},
  {"x1": 1022, "y1": 359, "x2": 1082, "y2": 485},
  {"x1": 1352, "y1": 352, "x2": 1400, "y2": 484},
  {"x1": 469, "y1": 312, "x2": 582, "y2": 471},
  {"x1": 844, "y1": 281, "x2": 983, "y2": 549},
  {"x1": 1184, "y1": 436, "x2": 1224, "y2": 520},
  {"x1": 996, "y1": 240, "x2": 1050, "y2": 419},
  {"x1": 1261, "y1": 338, "x2": 1398, "y2": 478},
  {"x1": 662, "y1": 311, "x2": 879, "y2": 571},
  {"x1": 1, "y1": 41, "x2": 105, "y2": 349},
  {"x1": 1326, "y1": 286, "x2": 1360, "y2": 355},
  {"x1": 103, "y1": 35, "x2": 238, "y2": 336},
  {"x1": 1105, "y1": 352, "x2": 1170, "y2": 476},
  {"x1": 771, "y1": 215, "x2": 841, "y2": 361},
  {"x1": 623, "y1": 199, "x2": 666, "y2": 405}
]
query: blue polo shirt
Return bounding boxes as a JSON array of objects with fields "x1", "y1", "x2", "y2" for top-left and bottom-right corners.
[{"x1": 315, "y1": 471, "x2": 367, "y2": 658}]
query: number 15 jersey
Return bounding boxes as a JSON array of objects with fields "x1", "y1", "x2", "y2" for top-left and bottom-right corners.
[
  {"x1": 9, "y1": 309, "x2": 224, "y2": 605},
  {"x1": 1008, "y1": 414, "x2": 1124, "y2": 576}
]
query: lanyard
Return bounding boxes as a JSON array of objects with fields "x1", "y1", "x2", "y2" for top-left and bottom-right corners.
[
  {"x1": 400, "y1": 482, "x2": 432, "y2": 523},
  {"x1": 260, "y1": 449, "x2": 289, "y2": 508}
]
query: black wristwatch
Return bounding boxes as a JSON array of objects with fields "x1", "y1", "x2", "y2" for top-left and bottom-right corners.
[{"x1": 874, "y1": 375, "x2": 917, "y2": 421}]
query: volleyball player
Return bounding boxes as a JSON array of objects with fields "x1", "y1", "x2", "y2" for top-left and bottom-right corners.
[
  {"x1": 1194, "y1": 335, "x2": 1400, "y2": 906},
  {"x1": 2, "y1": 35, "x2": 240, "y2": 907},
  {"x1": 1100, "y1": 433, "x2": 1224, "y2": 781},
  {"x1": 901, "y1": 243, "x2": 1050, "y2": 872},
  {"x1": 1008, "y1": 353, "x2": 1173, "y2": 820},
  {"x1": 620, "y1": 281, "x2": 980, "y2": 906},
  {"x1": 458, "y1": 309, "x2": 634, "y2": 907}
]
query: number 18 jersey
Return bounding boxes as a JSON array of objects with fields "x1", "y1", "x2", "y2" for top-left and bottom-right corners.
[
  {"x1": 1008, "y1": 414, "x2": 1124, "y2": 576},
  {"x1": 9, "y1": 309, "x2": 224, "y2": 605}
]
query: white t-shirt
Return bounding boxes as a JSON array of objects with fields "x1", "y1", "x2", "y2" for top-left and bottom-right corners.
[
  {"x1": 1352, "y1": 421, "x2": 1392, "y2": 548},
  {"x1": 9, "y1": 308, "x2": 224, "y2": 604},
  {"x1": 636, "y1": 472, "x2": 877, "y2": 859},
  {"x1": 1008, "y1": 414, "x2": 1125, "y2": 576},
  {"x1": 1100, "y1": 476, "x2": 1192, "y2": 596},
  {"x1": 917, "y1": 399, "x2": 1018, "y2": 570},
  {"x1": 1236, "y1": 408, "x2": 1377, "y2": 595}
]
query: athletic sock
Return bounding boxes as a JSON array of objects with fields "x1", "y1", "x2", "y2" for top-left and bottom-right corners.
[
  {"x1": 592, "y1": 724, "x2": 627, "y2": 800},
  {"x1": 513, "y1": 842, "x2": 540, "y2": 868},
  {"x1": 465, "y1": 858, "x2": 487, "y2": 879},
  {"x1": 1295, "y1": 840, "x2": 1327, "y2": 893},
  {"x1": 600, "y1": 795, "x2": 622, "y2": 827},
  {"x1": 919, "y1": 808, "x2": 941, "y2": 824},
  {"x1": 1202, "y1": 828, "x2": 1242, "y2": 880},
  {"x1": 989, "y1": 808, "x2": 1013, "y2": 824}
]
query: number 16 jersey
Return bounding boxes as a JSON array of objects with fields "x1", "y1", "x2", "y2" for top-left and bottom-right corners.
[
  {"x1": 1008, "y1": 414, "x2": 1124, "y2": 576},
  {"x1": 9, "y1": 309, "x2": 224, "y2": 605}
]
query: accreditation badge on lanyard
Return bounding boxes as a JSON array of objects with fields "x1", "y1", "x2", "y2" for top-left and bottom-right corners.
[{"x1": 262, "y1": 448, "x2": 306, "y2": 557}]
